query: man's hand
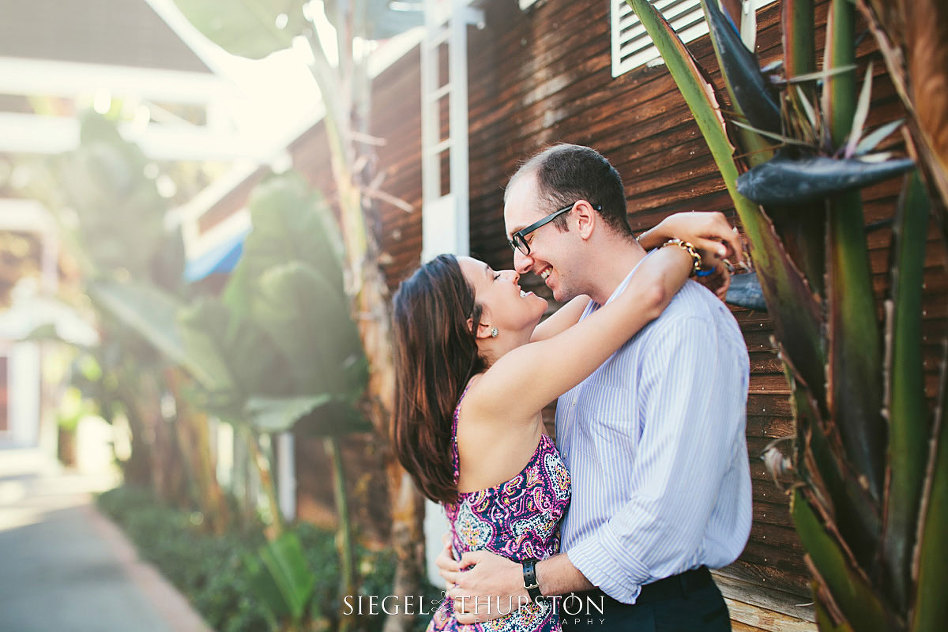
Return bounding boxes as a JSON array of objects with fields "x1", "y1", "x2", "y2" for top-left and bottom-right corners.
[{"x1": 443, "y1": 550, "x2": 530, "y2": 624}]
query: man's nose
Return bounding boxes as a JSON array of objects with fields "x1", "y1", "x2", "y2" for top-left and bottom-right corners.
[{"x1": 513, "y1": 249, "x2": 533, "y2": 275}]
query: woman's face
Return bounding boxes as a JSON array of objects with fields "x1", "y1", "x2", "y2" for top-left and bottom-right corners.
[{"x1": 457, "y1": 256, "x2": 548, "y2": 337}]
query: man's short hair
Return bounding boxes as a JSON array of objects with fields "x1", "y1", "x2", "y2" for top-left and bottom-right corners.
[{"x1": 507, "y1": 144, "x2": 632, "y2": 236}]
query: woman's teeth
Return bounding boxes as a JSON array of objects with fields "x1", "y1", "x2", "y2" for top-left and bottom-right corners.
[{"x1": 520, "y1": 290, "x2": 528, "y2": 298}]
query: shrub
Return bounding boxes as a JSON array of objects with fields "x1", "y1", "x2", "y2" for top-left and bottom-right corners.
[{"x1": 97, "y1": 486, "x2": 441, "y2": 631}]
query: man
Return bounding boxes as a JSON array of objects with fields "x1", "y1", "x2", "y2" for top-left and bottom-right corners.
[{"x1": 439, "y1": 144, "x2": 752, "y2": 631}]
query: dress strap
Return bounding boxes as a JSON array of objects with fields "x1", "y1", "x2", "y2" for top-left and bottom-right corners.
[{"x1": 450, "y1": 384, "x2": 472, "y2": 484}]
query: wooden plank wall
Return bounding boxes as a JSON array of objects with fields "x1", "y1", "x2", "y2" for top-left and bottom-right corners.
[{"x1": 196, "y1": 0, "x2": 946, "y2": 628}]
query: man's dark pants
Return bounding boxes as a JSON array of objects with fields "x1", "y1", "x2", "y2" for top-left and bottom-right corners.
[{"x1": 558, "y1": 566, "x2": 731, "y2": 632}]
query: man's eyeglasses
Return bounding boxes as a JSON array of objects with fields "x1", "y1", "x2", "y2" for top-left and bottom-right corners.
[{"x1": 507, "y1": 202, "x2": 601, "y2": 256}]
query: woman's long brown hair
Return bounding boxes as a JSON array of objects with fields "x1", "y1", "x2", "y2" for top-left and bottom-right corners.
[{"x1": 391, "y1": 255, "x2": 486, "y2": 504}]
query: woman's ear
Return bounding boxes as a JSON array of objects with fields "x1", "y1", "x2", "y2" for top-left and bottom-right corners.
[
  {"x1": 469, "y1": 306, "x2": 495, "y2": 340},
  {"x1": 473, "y1": 321, "x2": 495, "y2": 340}
]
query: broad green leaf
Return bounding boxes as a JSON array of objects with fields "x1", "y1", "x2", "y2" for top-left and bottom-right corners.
[
  {"x1": 171, "y1": 0, "x2": 308, "y2": 60},
  {"x1": 224, "y1": 173, "x2": 345, "y2": 311},
  {"x1": 791, "y1": 489, "x2": 894, "y2": 632},
  {"x1": 884, "y1": 172, "x2": 930, "y2": 611},
  {"x1": 258, "y1": 532, "x2": 316, "y2": 620},
  {"x1": 251, "y1": 262, "x2": 366, "y2": 395},
  {"x1": 246, "y1": 394, "x2": 333, "y2": 433},
  {"x1": 821, "y1": 0, "x2": 885, "y2": 505},
  {"x1": 822, "y1": 0, "x2": 858, "y2": 149},
  {"x1": 784, "y1": 352, "x2": 881, "y2": 564},
  {"x1": 782, "y1": 0, "x2": 815, "y2": 86},
  {"x1": 178, "y1": 296, "x2": 295, "y2": 416},
  {"x1": 87, "y1": 280, "x2": 226, "y2": 391},
  {"x1": 55, "y1": 113, "x2": 165, "y2": 279},
  {"x1": 247, "y1": 396, "x2": 372, "y2": 435},
  {"x1": 911, "y1": 355, "x2": 948, "y2": 631},
  {"x1": 826, "y1": 190, "x2": 886, "y2": 504}
]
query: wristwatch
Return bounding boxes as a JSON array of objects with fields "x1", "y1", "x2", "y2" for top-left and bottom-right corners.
[{"x1": 522, "y1": 559, "x2": 543, "y2": 602}]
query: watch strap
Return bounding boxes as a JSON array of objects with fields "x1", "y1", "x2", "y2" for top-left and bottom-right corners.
[{"x1": 522, "y1": 558, "x2": 542, "y2": 601}]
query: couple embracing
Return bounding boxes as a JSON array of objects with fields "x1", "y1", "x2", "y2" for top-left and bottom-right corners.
[{"x1": 392, "y1": 144, "x2": 752, "y2": 631}]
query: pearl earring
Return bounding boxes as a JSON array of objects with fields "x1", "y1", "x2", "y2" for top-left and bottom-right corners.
[{"x1": 490, "y1": 327, "x2": 499, "y2": 338}]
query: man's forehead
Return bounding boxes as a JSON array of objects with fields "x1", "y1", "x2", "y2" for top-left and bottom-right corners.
[{"x1": 503, "y1": 177, "x2": 542, "y2": 232}]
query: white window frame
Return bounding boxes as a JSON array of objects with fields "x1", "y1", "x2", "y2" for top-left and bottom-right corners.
[{"x1": 611, "y1": 0, "x2": 777, "y2": 78}]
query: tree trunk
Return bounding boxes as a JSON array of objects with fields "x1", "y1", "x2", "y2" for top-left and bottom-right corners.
[{"x1": 166, "y1": 368, "x2": 231, "y2": 535}]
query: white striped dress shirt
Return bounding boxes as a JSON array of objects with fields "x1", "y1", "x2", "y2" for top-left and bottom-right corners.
[{"x1": 557, "y1": 263, "x2": 752, "y2": 604}]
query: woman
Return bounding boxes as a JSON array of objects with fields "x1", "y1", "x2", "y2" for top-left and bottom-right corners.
[{"x1": 391, "y1": 218, "x2": 735, "y2": 632}]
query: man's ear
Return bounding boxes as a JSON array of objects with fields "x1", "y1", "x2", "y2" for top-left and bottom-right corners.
[{"x1": 574, "y1": 200, "x2": 597, "y2": 240}]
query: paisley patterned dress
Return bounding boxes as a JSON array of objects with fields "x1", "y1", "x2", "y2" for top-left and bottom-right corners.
[{"x1": 427, "y1": 392, "x2": 572, "y2": 632}]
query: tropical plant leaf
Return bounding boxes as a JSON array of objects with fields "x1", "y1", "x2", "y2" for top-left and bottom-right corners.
[
  {"x1": 781, "y1": 65, "x2": 858, "y2": 86},
  {"x1": 784, "y1": 349, "x2": 882, "y2": 565},
  {"x1": 700, "y1": 0, "x2": 781, "y2": 134},
  {"x1": 822, "y1": 0, "x2": 887, "y2": 508},
  {"x1": 171, "y1": 0, "x2": 308, "y2": 60},
  {"x1": 911, "y1": 346, "x2": 948, "y2": 631},
  {"x1": 223, "y1": 173, "x2": 345, "y2": 312},
  {"x1": 251, "y1": 262, "x2": 366, "y2": 396},
  {"x1": 843, "y1": 63, "x2": 875, "y2": 158},
  {"x1": 736, "y1": 155, "x2": 916, "y2": 204},
  {"x1": 882, "y1": 172, "x2": 931, "y2": 611},
  {"x1": 792, "y1": 489, "x2": 894, "y2": 632},
  {"x1": 177, "y1": 296, "x2": 296, "y2": 418},
  {"x1": 54, "y1": 113, "x2": 166, "y2": 279},
  {"x1": 731, "y1": 120, "x2": 812, "y2": 147},
  {"x1": 795, "y1": 86, "x2": 819, "y2": 132},
  {"x1": 782, "y1": 0, "x2": 815, "y2": 88},
  {"x1": 855, "y1": 119, "x2": 904, "y2": 155},
  {"x1": 625, "y1": 0, "x2": 826, "y2": 402},
  {"x1": 822, "y1": 0, "x2": 858, "y2": 150},
  {"x1": 258, "y1": 532, "x2": 316, "y2": 620},
  {"x1": 87, "y1": 280, "x2": 227, "y2": 392},
  {"x1": 826, "y1": 187, "x2": 887, "y2": 506},
  {"x1": 247, "y1": 396, "x2": 372, "y2": 436},
  {"x1": 245, "y1": 394, "x2": 334, "y2": 434}
]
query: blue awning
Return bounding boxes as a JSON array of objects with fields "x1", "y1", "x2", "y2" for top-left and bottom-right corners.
[{"x1": 184, "y1": 228, "x2": 250, "y2": 282}]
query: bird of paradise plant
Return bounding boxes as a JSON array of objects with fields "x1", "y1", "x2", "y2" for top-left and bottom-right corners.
[{"x1": 625, "y1": 0, "x2": 946, "y2": 630}]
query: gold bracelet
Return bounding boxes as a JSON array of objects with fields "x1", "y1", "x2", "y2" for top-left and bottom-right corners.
[{"x1": 660, "y1": 238, "x2": 703, "y2": 277}]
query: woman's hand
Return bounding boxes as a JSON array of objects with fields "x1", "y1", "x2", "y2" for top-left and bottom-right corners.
[
  {"x1": 436, "y1": 533, "x2": 460, "y2": 589},
  {"x1": 694, "y1": 247, "x2": 732, "y2": 301},
  {"x1": 640, "y1": 211, "x2": 746, "y2": 266}
]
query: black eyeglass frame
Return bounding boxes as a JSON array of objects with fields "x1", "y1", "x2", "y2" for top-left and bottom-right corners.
[{"x1": 507, "y1": 202, "x2": 602, "y2": 256}]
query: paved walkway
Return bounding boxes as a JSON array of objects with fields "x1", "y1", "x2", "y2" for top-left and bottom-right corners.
[{"x1": 0, "y1": 447, "x2": 213, "y2": 632}]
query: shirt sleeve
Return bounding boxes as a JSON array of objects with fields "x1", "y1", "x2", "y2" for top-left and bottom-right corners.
[{"x1": 564, "y1": 313, "x2": 748, "y2": 603}]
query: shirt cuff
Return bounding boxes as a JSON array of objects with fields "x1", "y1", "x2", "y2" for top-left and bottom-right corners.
[{"x1": 565, "y1": 524, "x2": 647, "y2": 604}]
